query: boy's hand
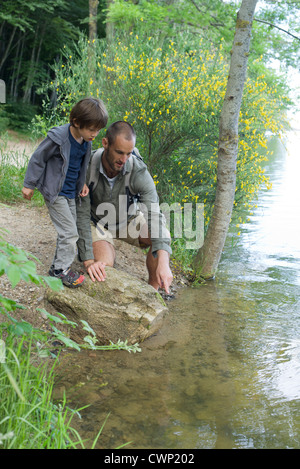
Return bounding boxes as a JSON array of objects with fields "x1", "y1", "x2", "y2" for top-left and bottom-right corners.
[
  {"x1": 80, "y1": 184, "x2": 89, "y2": 197},
  {"x1": 22, "y1": 187, "x2": 34, "y2": 200}
]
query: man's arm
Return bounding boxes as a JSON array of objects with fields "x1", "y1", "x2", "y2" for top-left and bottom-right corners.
[
  {"x1": 131, "y1": 160, "x2": 173, "y2": 292},
  {"x1": 131, "y1": 164, "x2": 172, "y2": 256},
  {"x1": 76, "y1": 192, "x2": 95, "y2": 262},
  {"x1": 23, "y1": 137, "x2": 56, "y2": 190},
  {"x1": 155, "y1": 250, "x2": 173, "y2": 294},
  {"x1": 76, "y1": 191, "x2": 108, "y2": 282}
]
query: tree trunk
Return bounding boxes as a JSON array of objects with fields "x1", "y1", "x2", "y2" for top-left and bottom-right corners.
[
  {"x1": 88, "y1": 0, "x2": 99, "y2": 91},
  {"x1": 192, "y1": 0, "x2": 258, "y2": 279},
  {"x1": 0, "y1": 25, "x2": 17, "y2": 73},
  {"x1": 106, "y1": 0, "x2": 115, "y2": 44},
  {"x1": 22, "y1": 40, "x2": 36, "y2": 103},
  {"x1": 23, "y1": 24, "x2": 45, "y2": 104},
  {"x1": 89, "y1": 0, "x2": 99, "y2": 43},
  {"x1": 12, "y1": 34, "x2": 25, "y2": 100}
]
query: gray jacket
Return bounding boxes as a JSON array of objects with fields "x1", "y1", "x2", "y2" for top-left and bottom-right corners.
[
  {"x1": 23, "y1": 124, "x2": 92, "y2": 203},
  {"x1": 76, "y1": 149, "x2": 171, "y2": 261}
]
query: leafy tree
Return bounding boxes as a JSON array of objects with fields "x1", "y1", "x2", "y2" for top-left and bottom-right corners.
[
  {"x1": 253, "y1": 0, "x2": 300, "y2": 69},
  {"x1": 0, "y1": 0, "x2": 106, "y2": 107},
  {"x1": 193, "y1": 0, "x2": 259, "y2": 279},
  {"x1": 34, "y1": 30, "x2": 287, "y2": 274}
]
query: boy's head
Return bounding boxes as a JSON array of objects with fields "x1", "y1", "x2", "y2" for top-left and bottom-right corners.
[{"x1": 70, "y1": 98, "x2": 108, "y2": 130}]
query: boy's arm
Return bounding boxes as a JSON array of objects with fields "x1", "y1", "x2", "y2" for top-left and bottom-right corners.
[{"x1": 23, "y1": 137, "x2": 56, "y2": 189}]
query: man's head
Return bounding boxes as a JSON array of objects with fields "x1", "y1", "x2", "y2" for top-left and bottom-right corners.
[
  {"x1": 105, "y1": 121, "x2": 136, "y2": 146},
  {"x1": 102, "y1": 121, "x2": 136, "y2": 177}
]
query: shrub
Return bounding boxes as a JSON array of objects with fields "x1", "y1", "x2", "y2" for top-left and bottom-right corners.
[{"x1": 32, "y1": 33, "x2": 289, "y2": 242}]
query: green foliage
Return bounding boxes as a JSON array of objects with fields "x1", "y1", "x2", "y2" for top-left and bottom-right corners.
[
  {"x1": 0, "y1": 332, "x2": 88, "y2": 449},
  {"x1": 0, "y1": 229, "x2": 82, "y2": 448},
  {"x1": 253, "y1": 0, "x2": 300, "y2": 69},
  {"x1": 0, "y1": 229, "x2": 62, "y2": 293},
  {"x1": 36, "y1": 33, "x2": 290, "y2": 221},
  {"x1": 0, "y1": 228, "x2": 141, "y2": 353},
  {"x1": 0, "y1": 230, "x2": 140, "y2": 447},
  {"x1": 0, "y1": 0, "x2": 107, "y2": 117},
  {"x1": 102, "y1": 35, "x2": 223, "y2": 167},
  {"x1": 0, "y1": 108, "x2": 10, "y2": 134},
  {"x1": 106, "y1": 0, "x2": 237, "y2": 46},
  {"x1": 0, "y1": 0, "x2": 67, "y2": 32},
  {"x1": 4, "y1": 102, "x2": 40, "y2": 132},
  {"x1": 0, "y1": 138, "x2": 44, "y2": 205}
]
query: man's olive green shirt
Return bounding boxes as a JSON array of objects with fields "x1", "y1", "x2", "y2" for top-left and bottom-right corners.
[{"x1": 76, "y1": 149, "x2": 171, "y2": 261}]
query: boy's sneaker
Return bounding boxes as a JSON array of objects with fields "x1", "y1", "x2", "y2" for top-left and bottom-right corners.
[{"x1": 49, "y1": 266, "x2": 85, "y2": 288}]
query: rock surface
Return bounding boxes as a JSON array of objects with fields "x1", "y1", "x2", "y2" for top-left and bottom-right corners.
[{"x1": 46, "y1": 266, "x2": 168, "y2": 345}]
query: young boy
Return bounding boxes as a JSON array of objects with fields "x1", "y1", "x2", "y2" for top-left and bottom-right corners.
[{"x1": 22, "y1": 97, "x2": 108, "y2": 288}]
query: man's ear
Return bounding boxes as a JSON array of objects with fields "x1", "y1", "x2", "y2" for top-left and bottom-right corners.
[{"x1": 102, "y1": 137, "x2": 108, "y2": 149}]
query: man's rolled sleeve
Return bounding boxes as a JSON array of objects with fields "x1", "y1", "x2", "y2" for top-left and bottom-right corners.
[{"x1": 131, "y1": 168, "x2": 172, "y2": 256}]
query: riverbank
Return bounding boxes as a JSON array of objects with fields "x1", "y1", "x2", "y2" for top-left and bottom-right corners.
[{"x1": 0, "y1": 202, "x2": 189, "y2": 332}]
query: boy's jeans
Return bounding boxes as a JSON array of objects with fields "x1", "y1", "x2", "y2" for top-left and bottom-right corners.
[{"x1": 45, "y1": 196, "x2": 78, "y2": 271}]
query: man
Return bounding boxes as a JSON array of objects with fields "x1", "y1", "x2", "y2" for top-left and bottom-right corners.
[{"x1": 76, "y1": 121, "x2": 173, "y2": 294}]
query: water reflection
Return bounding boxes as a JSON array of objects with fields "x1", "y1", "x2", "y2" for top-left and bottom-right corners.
[
  {"x1": 241, "y1": 132, "x2": 300, "y2": 281},
  {"x1": 54, "y1": 132, "x2": 300, "y2": 449}
]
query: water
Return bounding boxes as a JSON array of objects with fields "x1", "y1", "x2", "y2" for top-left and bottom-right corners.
[{"x1": 54, "y1": 131, "x2": 300, "y2": 449}]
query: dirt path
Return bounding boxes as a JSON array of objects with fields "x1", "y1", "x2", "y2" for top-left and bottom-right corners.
[
  {"x1": 0, "y1": 129, "x2": 41, "y2": 154},
  {"x1": 0, "y1": 203, "x2": 59, "y2": 328}
]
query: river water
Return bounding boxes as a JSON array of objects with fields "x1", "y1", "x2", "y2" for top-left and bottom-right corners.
[{"x1": 55, "y1": 130, "x2": 300, "y2": 449}]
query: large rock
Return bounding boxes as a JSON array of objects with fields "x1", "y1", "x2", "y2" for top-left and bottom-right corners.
[{"x1": 45, "y1": 266, "x2": 168, "y2": 345}]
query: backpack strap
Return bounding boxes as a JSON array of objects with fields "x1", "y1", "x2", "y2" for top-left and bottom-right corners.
[
  {"x1": 126, "y1": 147, "x2": 143, "y2": 196},
  {"x1": 124, "y1": 154, "x2": 134, "y2": 195},
  {"x1": 88, "y1": 148, "x2": 104, "y2": 192}
]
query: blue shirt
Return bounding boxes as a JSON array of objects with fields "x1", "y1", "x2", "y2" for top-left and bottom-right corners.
[{"x1": 59, "y1": 127, "x2": 88, "y2": 198}]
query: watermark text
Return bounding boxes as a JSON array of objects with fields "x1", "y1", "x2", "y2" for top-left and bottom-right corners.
[{"x1": 95, "y1": 199, "x2": 204, "y2": 249}]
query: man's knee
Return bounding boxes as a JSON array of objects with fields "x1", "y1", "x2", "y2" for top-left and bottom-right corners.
[{"x1": 93, "y1": 240, "x2": 115, "y2": 266}]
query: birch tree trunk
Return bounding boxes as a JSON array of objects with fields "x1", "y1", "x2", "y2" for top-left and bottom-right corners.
[{"x1": 193, "y1": 0, "x2": 258, "y2": 279}]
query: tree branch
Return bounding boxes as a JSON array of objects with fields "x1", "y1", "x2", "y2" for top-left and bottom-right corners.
[{"x1": 254, "y1": 17, "x2": 300, "y2": 41}]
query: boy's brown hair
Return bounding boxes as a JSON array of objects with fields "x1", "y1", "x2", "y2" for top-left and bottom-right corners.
[{"x1": 70, "y1": 97, "x2": 108, "y2": 129}]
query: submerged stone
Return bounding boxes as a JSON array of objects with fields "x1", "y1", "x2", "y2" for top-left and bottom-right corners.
[{"x1": 45, "y1": 266, "x2": 168, "y2": 345}]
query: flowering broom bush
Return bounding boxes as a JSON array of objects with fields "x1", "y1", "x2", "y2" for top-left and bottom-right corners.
[{"x1": 33, "y1": 33, "x2": 289, "y2": 248}]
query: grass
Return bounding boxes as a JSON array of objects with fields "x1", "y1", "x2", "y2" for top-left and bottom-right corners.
[
  {"x1": 0, "y1": 131, "x2": 44, "y2": 205},
  {"x1": 0, "y1": 333, "x2": 89, "y2": 449},
  {"x1": 0, "y1": 208, "x2": 141, "y2": 449}
]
